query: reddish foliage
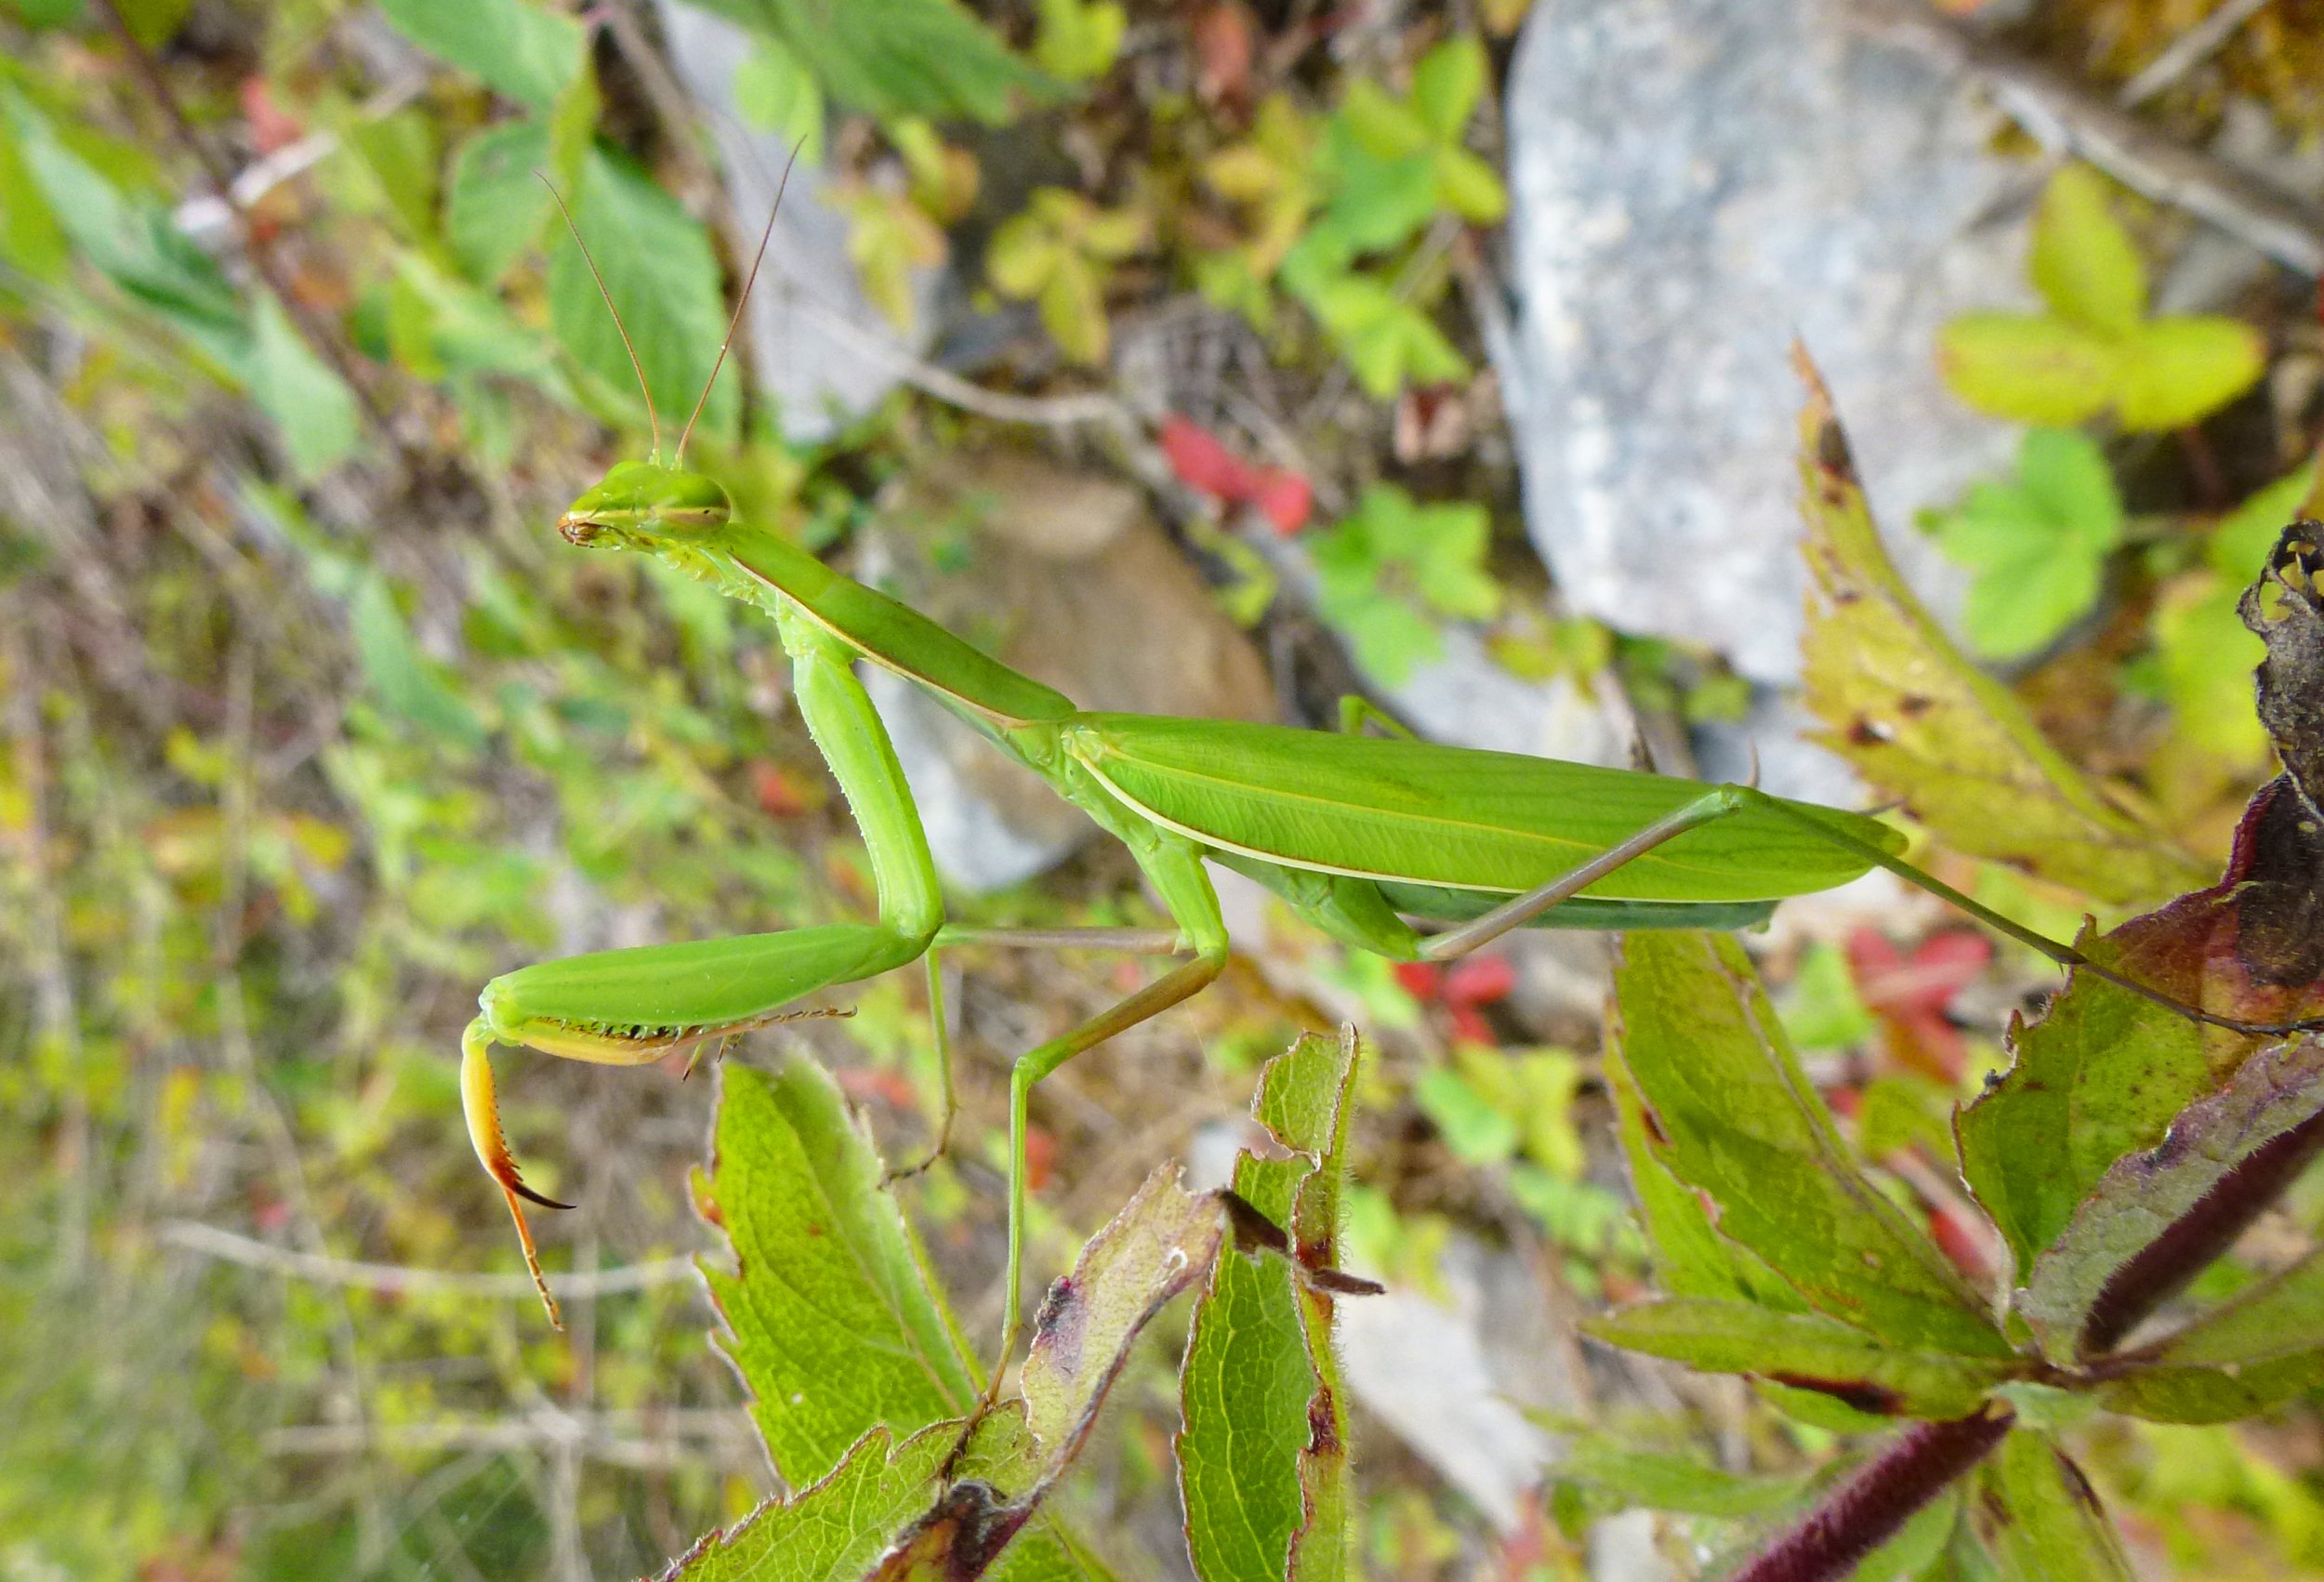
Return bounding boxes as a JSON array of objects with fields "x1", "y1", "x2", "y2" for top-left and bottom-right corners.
[
  {"x1": 1847, "y1": 927, "x2": 1992, "y2": 1081},
  {"x1": 239, "y1": 76, "x2": 303, "y2": 156},
  {"x1": 1158, "y1": 415, "x2": 1314, "y2": 534}
]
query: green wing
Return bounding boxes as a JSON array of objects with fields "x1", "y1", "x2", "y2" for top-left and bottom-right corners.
[{"x1": 1067, "y1": 715, "x2": 1899, "y2": 903}]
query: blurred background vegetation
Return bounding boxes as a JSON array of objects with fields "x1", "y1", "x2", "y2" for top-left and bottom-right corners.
[{"x1": 1, "y1": 0, "x2": 2322, "y2": 1576}]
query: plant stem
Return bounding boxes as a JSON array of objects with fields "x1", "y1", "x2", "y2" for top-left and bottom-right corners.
[{"x1": 1730, "y1": 1406, "x2": 2014, "y2": 1582}]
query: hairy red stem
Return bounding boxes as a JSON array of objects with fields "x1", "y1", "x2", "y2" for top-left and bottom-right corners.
[{"x1": 1729, "y1": 1407, "x2": 2013, "y2": 1582}]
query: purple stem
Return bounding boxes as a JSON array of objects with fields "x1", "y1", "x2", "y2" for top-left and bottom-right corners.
[{"x1": 1728, "y1": 1407, "x2": 2014, "y2": 1582}]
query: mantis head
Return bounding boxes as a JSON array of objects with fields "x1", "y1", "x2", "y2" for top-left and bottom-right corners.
[{"x1": 558, "y1": 460, "x2": 733, "y2": 549}]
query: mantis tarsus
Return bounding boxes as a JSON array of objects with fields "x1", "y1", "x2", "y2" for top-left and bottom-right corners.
[{"x1": 463, "y1": 183, "x2": 2317, "y2": 1371}]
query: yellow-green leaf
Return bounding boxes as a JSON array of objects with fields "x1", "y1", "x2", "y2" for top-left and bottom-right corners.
[
  {"x1": 1796, "y1": 360, "x2": 2210, "y2": 905},
  {"x1": 2114, "y1": 315, "x2": 2265, "y2": 432},
  {"x1": 2028, "y1": 165, "x2": 2145, "y2": 336},
  {"x1": 1937, "y1": 313, "x2": 2118, "y2": 427}
]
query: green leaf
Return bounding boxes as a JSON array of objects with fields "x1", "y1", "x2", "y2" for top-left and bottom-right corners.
[
  {"x1": 696, "y1": 1060, "x2": 979, "y2": 1484},
  {"x1": 1969, "y1": 1430, "x2": 2133, "y2": 1579},
  {"x1": 1931, "y1": 429, "x2": 2124, "y2": 661},
  {"x1": 375, "y1": 0, "x2": 585, "y2": 114},
  {"x1": 680, "y1": 0, "x2": 1064, "y2": 125},
  {"x1": 2153, "y1": 572, "x2": 2269, "y2": 763},
  {"x1": 2027, "y1": 165, "x2": 2145, "y2": 336},
  {"x1": 1033, "y1": 0, "x2": 1125, "y2": 83},
  {"x1": 0, "y1": 100, "x2": 70, "y2": 280},
  {"x1": 1180, "y1": 1029, "x2": 1362, "y2": 1582},
  {"x1": 343, "y1": 107, "x2": 441, "y2": 243},
  {"x1": 249, "y1": 293, "x2": 362, "y2": 479},
  {"x1": 2114, "y1": 315, "x2": 2265, "y2": 432},
  {"x1": 2097, "y1": 1248, "x2": 2324, "y2": 1423},
  {"x1": 1583, "y1": 1299, "x2": 2018, "y2": 1418},
  {"x1": 1409, "y1": 35, "x2": 1487, "y2": 141},
  {"x1": 733, "y1": 34, "x2": 827, "y2": 165},
  {"x1": 1955, "y1": 970, "x2": 2206, "y2": 1287},
  {"x1": 1796, "y1": 367, "x2": 2211, "y2": 906},
  {"x1": 444, "y1": 119, "x2": 552, "y2": 285},
  {"x1": 1021, "y1": 1167, "x2": 1223, "y2": 1463},
  {"x1": 1414, "y1": 1065, "x2": 1519, "y2": 1165},
  {"x1": 546, "y1": 147, "x2": 739, "y2": 447},
  {"x1": 1611, "y1": 932, "x2": 2008, "y2": 1356},
  {"x1": 1937, "y1": 314, "x2": 2117, "y2": 428},
  {"x1": 2018, "y1": 1037, "x2": 2324, "y2": 1360},
  {"x1": 2, "y1": 86, "x2": 246, "y2": 364},
  {"x1": 658, "y1": 1422, "x2": 964, "y2": 1581},
  {"x1": 1309, "y1": 484, "x2": 1499, "y2": 684},
  {"x1": 349, "y1": 572, "x2": 487, "y2": 747},
  {"x1": 1609, "y1": 1055, "x2": 1815, "y2": 1314},
  {"x1": 1552, "y1": 1436, "x2": 1810, "y2": 1518},
  {"x1": 2210, "y1": 459, "x2": 2319, "y2": 580}
]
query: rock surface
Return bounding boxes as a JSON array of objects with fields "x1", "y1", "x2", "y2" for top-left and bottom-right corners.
[
  {"x1": 860, "y1": 448, "x2": 1277, "y2": 891},
  {"x1": 654, "y1": 1, "x2": 927, "y2": 441},
  {"x1": 1499, "y1": 0, "x2": 2026, "y2": 685}
]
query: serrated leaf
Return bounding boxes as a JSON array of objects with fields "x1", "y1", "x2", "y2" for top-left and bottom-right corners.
[
  {"x1": 1611, "y1": 932, "x2": 2006, "y2": 1356},
  {"x1": 697, "y1": 1060, "x2": 979, "y2": 1483},
  {"x1": 376, "y1": 0, "x2": 584, "y2": 114},
  {"x1": 2019, "y1": 1037, "x2": 2324, "y2": 1360},
  {"x1": 1932, "y1": 429, "x2": 2123, "y2": 661},
  {"x1": 2027, "y1": 165, "x2": 2144, "y2": 336},
  {"x1": 1936, "y1": 314, "x2": 2117, "y2": 428},
  {"x1": 1585, "y1": 1299, "x2": 2019, "y2": 1418},
  {"x1": 1964, "y1": 532, "x2": 2324, "y2": 1288},
  {"x1": 444, "y1": 119, "x2": 551, "y2": 285},
  {"x1": 1969, "y1": 1431, "x2": 2133, "y2": 1579},
  {"x1": 2114, "y1": 315, "x2": 2265, "y2": 432},
  {"x1": 1796, "y1": 361, "x2": 2210, "y2": 905},
  {"x1": 1609, "y1": 1055, "x2": 1815, "y2": 1313},
  {"x1": 2096, "y1": 1248, "x2": 2324, "y2": 1422},
  {"x1": 546, "y1": 147, "x2": 737, "y2": 447},
  {"x1": 680, "y1": 0, "x2": 1064, "y2": 125},
  {"x1": 656, "y1": 1422, "x2": 960, "y2": 1581},
  {"x1": 1180, "y1": 1029, "x2": 1362, "y2": 1582},
  {"x1": 249, "y1": 292, "x2": 361, "y2": 479}
]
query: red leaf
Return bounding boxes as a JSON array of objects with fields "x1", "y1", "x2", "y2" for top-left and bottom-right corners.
[
  {"x1": 1250, "y1": 467, "x2": 1314, "y2": 534},
  {"x1": 1191, "y1": 3, "x2": 1253, "y2": 105},
  {"x1": 1159, "y1": 415, "x2": 1257, "y2": 501},
  {"x1": 240, "y1": 76, "x2": 303, "y2": 157},
  {"x1": 1024, "y1": 1125, "x2": 1060, "y2": 1193},
  {"x1": 1392, "y1": 961, "x2": 1443, "y2": 1001},
  {"x1": 1926, "y1": 1204, "x2": 1993, "y2": 1285},
  {"x1": 749, "y1": 759, "x2": 810, "y2": 819},
  {"x1": 1444, "y1": 954, "x2": 1516, "y2": 1007},
  {"x1": 1448, "y1": 1005, "x2": 1496, "y2": 1046}
]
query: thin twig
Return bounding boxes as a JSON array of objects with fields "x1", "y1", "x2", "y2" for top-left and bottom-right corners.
[
  {"x1": 801, "y1": 302, "x2": 1132, "y2": 428},
  {"x1": 1855, "y1": 0, "x2": 2324, "y2": 276},
  {"x1": 261, "y1": 1408, "x2": 761, "y2": 1473},
  {"x1": 160, "y1": 1219, "x2": 700, "y2": 1297},
  {"x1": 2119, "y1": 0, "x2": 2277, "y2": 108}
]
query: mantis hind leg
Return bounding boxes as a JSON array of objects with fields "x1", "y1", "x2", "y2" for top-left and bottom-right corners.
[
  {"x1": 1416, "y1": 784, "x2": 2322, "y2": 1041},
  {"x1": 988, "y1": 838, "x2": 1230, "y2": 1397}
]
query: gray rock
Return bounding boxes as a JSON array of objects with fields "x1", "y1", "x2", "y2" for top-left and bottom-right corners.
[
  {"x1": 653, "y1": 2, "x2": 930, "y2": 442},
  {"x1": 1499, "y1": 0, "x2": 2022, "y2": 685}
]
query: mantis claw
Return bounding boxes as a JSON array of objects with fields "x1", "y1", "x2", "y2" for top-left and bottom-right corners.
[{"x1": 462, "y1": 1020, "x2": 569, "y2": 1330}]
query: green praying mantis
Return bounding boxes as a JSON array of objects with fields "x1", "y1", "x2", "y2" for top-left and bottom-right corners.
[{"x1": 462, "y1": 185, "x2": 2315, "y2": 1377}]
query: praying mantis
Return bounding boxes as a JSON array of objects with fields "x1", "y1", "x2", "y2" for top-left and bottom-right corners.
[{"x1": 462, "y1": 186, "x2": 2312, "y2": 1377}]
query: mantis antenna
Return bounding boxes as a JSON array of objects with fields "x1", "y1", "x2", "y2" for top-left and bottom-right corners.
[
  {"x1": 537, "y1": 173, "x2": 664, "y2": 463},
  {"x1": 675, "y1": 139, "x2": 804, "y2": 464}
]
